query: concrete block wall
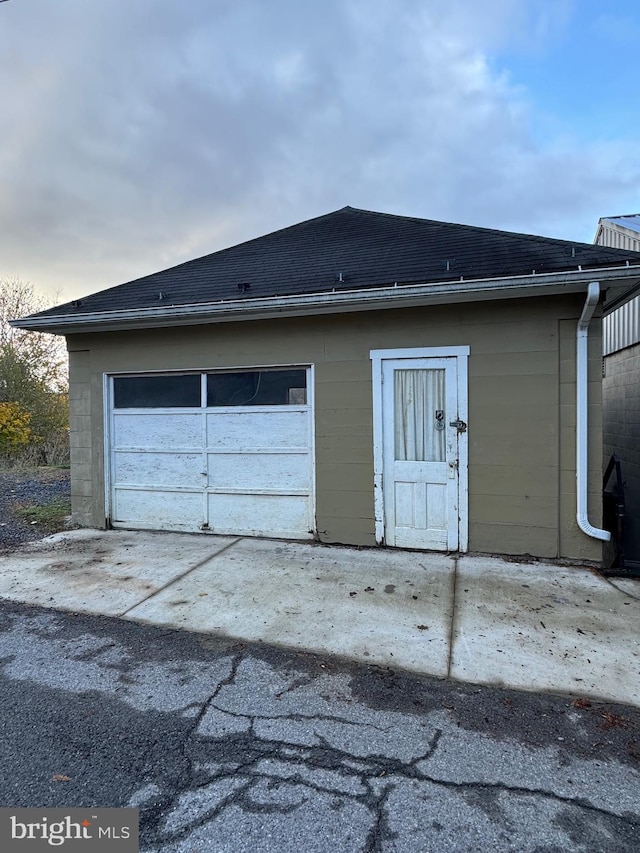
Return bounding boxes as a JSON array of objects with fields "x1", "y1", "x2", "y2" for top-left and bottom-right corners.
[
  {"x1": 603, "y1": 342, "x2": 640, "y2": 560},
  {"x1": 67, "y1": 348, "x2": 93, "y2": 526}
]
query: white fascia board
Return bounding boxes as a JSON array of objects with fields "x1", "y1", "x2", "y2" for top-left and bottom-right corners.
[
  {"x1": 593, "y1": 219, "x2": 605, "y2": 244},
  {"x1": 11, "y1": 263, "x2": 640, "y2": 335}
]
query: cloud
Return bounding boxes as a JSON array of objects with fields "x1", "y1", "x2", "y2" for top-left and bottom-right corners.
[{"x1": 0, "y1": 0, "x2": 638, "y2": 303}]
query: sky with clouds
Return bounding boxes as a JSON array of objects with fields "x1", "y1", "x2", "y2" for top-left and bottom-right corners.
[{"x1": 1, "y1": 0, "x2": 639, "y2": 304}]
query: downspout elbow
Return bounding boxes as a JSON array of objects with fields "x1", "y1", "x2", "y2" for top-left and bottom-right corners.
[{"x1": 576, "y1": 281, "x2": 610, "y2": 542}]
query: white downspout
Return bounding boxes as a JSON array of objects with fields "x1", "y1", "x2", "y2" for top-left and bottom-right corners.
[{"x1": 576, "y1": 281, "x2": 610, "y2": 542}]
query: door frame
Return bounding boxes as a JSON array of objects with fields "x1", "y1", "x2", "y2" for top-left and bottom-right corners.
[{"x1": 370, "y1": 346, "x2": 470, "y2": 552}]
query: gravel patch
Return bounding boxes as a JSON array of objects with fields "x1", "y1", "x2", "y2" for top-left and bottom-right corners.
[{"x1": 0, "y1": 469, "x2": 71, "y2": 551}]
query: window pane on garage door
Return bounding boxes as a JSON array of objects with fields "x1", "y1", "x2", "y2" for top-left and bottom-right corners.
[
  {"x1": 114, "y1": 374, "x2": 201, "y2": 408},
  {"x1": 207, "y1": 370, "x2": 307, "y2": 406}
]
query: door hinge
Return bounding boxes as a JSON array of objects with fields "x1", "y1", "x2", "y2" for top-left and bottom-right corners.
[{"x1": 449, "y1": 419, "x2": 467, "y2": 433}]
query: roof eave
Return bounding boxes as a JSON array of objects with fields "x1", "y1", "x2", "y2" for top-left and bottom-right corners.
[{"x1": 11, "y1": 265, "x2": 640, "y2": 335}]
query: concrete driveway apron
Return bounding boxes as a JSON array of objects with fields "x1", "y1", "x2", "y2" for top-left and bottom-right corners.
[{"x1": 0, "y1": 529, "x2": 638, "y2": 707}]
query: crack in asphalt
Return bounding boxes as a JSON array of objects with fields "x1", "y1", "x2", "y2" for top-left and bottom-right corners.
[
  {"x1": 190, "y1": 654, "x2": 243, "y2": 728},
  {"x1": 139, "y1": 699, "x2": 639, "y2": 851},
  {"x1": 206, "y1": 700, "x2": 406, "y2": 733},
  {"x1": 363, "y1": 783, "x2": 397, "y2": 853}
]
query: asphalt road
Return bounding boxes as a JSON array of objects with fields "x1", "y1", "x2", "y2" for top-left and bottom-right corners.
[{"x1": 0, "y1": 599, "x2": 638, "y2": 852}]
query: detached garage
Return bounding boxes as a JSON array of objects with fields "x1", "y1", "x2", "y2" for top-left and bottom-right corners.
[{"x1": 13, "y1": 206, "x2": 640, "y2": 562}]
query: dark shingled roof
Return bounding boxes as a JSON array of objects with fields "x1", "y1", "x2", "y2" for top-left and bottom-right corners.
[{"x1": 31, "y1": 206, "x2": 640, "y2": 319}]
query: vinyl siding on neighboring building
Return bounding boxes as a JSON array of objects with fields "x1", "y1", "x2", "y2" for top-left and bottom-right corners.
[
  {"x1": 604, "y1": 296, "x2": 640, "y2": 357},
  {"x1": 596, "y1": 215, "x2": 640, "y2": 559},
  {"x1": 595, "y1": 216, "x2": 640, "y2": 355}
]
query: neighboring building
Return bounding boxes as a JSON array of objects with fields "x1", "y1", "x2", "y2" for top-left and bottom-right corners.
[
  {"x1": 13, "y1": 207, "x2": 640, "y2": 562},
  {"x1": 596, "y1": 214, "x2": 640, "y2": 560}
]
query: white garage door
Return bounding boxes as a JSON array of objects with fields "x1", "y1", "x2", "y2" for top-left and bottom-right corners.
[{"x1": 107, "y1": 368, "x2": 314, "y2": 539}]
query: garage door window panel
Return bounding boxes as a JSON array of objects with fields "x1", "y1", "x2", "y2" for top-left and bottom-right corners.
[
  {"x1": 207, "y1": 370, "x2": 307, "y2": 406},
  {"x1": 114, "y1": 375, "x2": 201, "y2": 409}
]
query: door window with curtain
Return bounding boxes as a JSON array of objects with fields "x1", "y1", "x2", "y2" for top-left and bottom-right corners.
[{"x1": 394, "y1": 369, "x2": 445, "y2": 462}]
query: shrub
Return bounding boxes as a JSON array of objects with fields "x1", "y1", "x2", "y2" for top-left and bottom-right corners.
[
  {"x1": 0, "y1": 278, "x2": 69, "y2": 465},
  {"x1": 0, "y1": 401, "x2": 32, "y2": 455}
]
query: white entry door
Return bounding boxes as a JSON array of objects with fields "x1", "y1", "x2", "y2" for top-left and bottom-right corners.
[{"x1": 372, "y1": 349, "x2": 468, "y2": 551}]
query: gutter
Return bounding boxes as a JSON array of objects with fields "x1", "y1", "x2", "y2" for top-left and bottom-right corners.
[
  {"x1": 11, "y1": 262, "x2": 640, "y2": 335},
  {"x1": 576, "y1": 281, "x2": 610, "y2": 542}
]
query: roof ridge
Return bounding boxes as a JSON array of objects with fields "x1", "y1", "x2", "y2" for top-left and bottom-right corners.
[{"x1": 336, "y1": 205, "x2": 623, "y2": 251}]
